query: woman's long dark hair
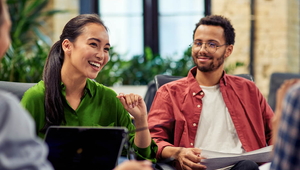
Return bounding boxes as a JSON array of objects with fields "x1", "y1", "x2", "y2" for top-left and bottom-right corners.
[
  {"x1": 41, "y1": 14, "x2": 107, "y2": 133},
  {"x1": 0, "y1": 0, "x2": 4, "y2": 27}
]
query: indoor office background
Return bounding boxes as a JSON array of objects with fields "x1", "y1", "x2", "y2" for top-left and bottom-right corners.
[
  {"x1": 96, "y1": 0, "x2": 205, "y2": 60},
  {"x1": 1, "y1": 0, "x2": 300, "y2": 100}
]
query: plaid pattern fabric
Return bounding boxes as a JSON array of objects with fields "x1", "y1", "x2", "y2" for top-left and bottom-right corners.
[{"x1": 271, "y1": 83, "x2": 300, "y2": 170}]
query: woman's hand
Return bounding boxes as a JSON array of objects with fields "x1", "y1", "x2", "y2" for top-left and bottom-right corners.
[
  {"x1": 117, "y1": 93, "x2": 151, "y2": 148},
  {"x1": 117, "y1": 93, "x2": 147, "y2": 121}
]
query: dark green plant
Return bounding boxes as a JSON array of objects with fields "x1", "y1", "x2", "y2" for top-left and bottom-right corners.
[
  {"x1": 224, "y1": 61, "x2": 244, "y2": 74},
  {"x1": 96, "y1": 46, "x2": 245, "y2": 86},
  {"x1": 95, "y1": 47, "x2": 171, "y2": 86},
  {"x1": 0, "y1": 0, "x2": 243, "y2": 85},
  {"x1": 120, "y1": 47, "x2": 171, "y2": 85},
  {"x1": 0, "y1": 0, "x2": 64, "y2": 82},
  {"x1": 165, "y1": 46, "x2": 194, "y2": 77}
]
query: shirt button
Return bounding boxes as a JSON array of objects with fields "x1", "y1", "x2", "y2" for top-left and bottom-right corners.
[
  {"x1": 191, "y1": 143, "x2": 193, "y2": 146},
  {"x1": 193, "y1": 123, "x2": 197, "y2": 127},
  {"x1": 200, "y1": 91, "x2": 204, "y2": 95},
  {"x1": 193, "y1": 92, "x2": 196, "y2": 96},
  {"x1": 197, "y1": 105, "x2": 201, "y2": 108}
]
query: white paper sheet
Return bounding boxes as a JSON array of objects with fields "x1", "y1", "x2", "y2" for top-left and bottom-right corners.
[
  {"x1": 200, "y1": 146, "x2": 273, "y2": 170},
  {"x1": 259, "y1": 162, "x2": 271, "y2": 170}
]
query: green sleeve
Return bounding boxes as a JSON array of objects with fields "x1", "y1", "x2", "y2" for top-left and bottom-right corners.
[
  {"x1": 116, "y1": 100, "x2": 157, "y2": 163},
  {"x1": 20, "y1": 81, "x2": 46, "y2": 138}
]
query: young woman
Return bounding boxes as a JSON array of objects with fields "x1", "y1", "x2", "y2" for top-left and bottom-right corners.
[{"x1": 21, "y1": 14, "x2": 157, "y2": 162}]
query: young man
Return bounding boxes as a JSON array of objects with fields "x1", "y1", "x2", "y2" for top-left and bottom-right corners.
[
  {"x1": 147, "y1": 15, "x2": 274, "y2": 170},
  {"x1": 0, "y1": 1, "x2": 152, "y2": 170}
]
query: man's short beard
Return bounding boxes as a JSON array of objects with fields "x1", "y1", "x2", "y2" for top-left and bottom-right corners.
[{"x1": 195, "y1": 54, "x2": 225, "y2": 72}]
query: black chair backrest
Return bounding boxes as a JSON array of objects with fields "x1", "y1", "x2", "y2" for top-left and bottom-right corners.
[
  {"x1": 154, "y1": 75, "x2": 184, "y2": 90},
  {"x1": 235, "y1": 74, "x2": 255, "y2": 82},
  {"x1": 0, "y1": 81, "x2": 36, "y2": 100},
  {"x1": 268, "y1": 72, "x2": 300, "y2": 112},
  {"x1": 154, "y1": 74, "x2": 254, "y2": 90},
  {"x1": 144, "y1": 80, "x2": 157, "y2": 113}
]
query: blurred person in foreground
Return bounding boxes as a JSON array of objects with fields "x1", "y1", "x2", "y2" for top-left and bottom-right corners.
[
  {"x1": 270, "y1": 79, "x2": 300, "y2": 170},
  {"x1": 147, "y1": 15, "x2": 274, "y2": 170},
  {"x1": 0, "y1": 0, "x2": 53, "y2": 169}
]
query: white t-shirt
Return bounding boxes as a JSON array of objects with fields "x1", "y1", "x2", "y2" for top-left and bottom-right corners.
[{"x1": 194, "y1": 84, "x2": 245, "y2": 154}]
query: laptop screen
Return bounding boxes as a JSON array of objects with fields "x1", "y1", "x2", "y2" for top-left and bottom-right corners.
[{"x1": 44, "y1": 126, "x2": 128, "y2": 170}]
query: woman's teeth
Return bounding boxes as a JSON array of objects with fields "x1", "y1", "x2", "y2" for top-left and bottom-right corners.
[{"x1": 89, "y1": 61, "x2": 100, "y2": 68}]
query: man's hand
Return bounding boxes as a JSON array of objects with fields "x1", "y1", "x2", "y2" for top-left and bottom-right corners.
[{"x1": 176, "y1": 148, "x2": 207, "y2": 170}]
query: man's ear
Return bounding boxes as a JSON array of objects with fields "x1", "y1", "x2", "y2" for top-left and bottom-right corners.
[
  {"x1": 62, "y1": 39, "x2": 72, "y2": 55},
  {"x1": 224, "y1": 44, "x2": 233, "y2": 59}
]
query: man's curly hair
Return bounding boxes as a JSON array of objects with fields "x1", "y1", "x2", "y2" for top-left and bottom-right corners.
[{"x1": 193, "y1": 15, "x2": 235, "y2": 45}]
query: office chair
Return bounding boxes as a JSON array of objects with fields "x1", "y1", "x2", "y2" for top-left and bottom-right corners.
[
  {"x1": 268, "y1": 72, "x2": 300, "y2": 112},
  {"x1": 0, "y1": 81, "x2": 36, "y2": 100},
  {"x1": 144, "y1": 80, "x2": 157, "y2": 113}
]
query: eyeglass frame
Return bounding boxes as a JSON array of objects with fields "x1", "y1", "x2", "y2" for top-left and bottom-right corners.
[{"x1": 189, "y1": 41, "x2": 228, "y2": 54}]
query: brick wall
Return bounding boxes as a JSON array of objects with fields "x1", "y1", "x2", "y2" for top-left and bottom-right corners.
[
  {"x1": 48, "y1": 0, "x2": 79, "y2": 42},
  {"x1": 287, "y1": 0, "x2": 300, "y2": 73},
  {"x1": 212, "y1": 0, "x2": 300, "y2": 98},
  {"x1": 212, "y1": 0, "x2": 251, "y2": 76}
]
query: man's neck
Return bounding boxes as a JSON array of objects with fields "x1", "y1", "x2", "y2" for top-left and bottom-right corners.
[{"x1": 195, "y1": 68, "x2": 224, "y2": 86}]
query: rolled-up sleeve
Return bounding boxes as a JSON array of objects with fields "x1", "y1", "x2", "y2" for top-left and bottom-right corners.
[{"x1": 147, "y1": 87, "x2": 175, "y2": 160}]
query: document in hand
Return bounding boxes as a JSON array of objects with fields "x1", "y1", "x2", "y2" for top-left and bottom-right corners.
[{"x1": 200, "y1": 146, "x2": 273, "y2": 170}]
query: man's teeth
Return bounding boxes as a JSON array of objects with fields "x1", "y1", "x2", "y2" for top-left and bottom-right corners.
[{"x1": 89, "y1": 61, "x2": 100, "y2": 68}]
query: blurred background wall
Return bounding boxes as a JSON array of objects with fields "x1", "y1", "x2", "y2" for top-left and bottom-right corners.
[{"x1": 211, "y1": 0, "x2": 300, "y2": 97}]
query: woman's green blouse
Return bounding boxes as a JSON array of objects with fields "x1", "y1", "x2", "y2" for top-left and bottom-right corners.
[{"x1": 21, "y1": 79, "x2": 157, "y2": 162}]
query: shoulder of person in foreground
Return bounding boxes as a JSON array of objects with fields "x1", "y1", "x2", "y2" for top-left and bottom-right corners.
[
  {"x1": 271, "y1": 82, "x2": 300, "y2": 170},
  {"x1": 0, "y1": 90, "x2": 54, "y2": 170}
]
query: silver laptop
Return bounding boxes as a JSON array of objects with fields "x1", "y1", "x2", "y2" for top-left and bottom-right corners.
[{"x1": 44, "y1": 126, "x2": 128, "y2": 170}]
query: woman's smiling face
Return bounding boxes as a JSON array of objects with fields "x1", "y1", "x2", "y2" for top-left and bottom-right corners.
[{"x1": 63, "y1": 23, "x2": 110, "y2": 79}]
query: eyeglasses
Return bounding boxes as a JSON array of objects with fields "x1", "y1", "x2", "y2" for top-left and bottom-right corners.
[{"x1": 189, "y1": 41, "x2": 228, "y2": 54}]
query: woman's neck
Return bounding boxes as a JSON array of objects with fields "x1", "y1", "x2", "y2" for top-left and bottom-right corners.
[{"x1": 61, "y1": 64, "x2": 86, "y2": 98}]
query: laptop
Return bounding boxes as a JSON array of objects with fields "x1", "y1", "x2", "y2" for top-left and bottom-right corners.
[{"x1": 44, "y1": 126, "x2": 128, "y2": 170}]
